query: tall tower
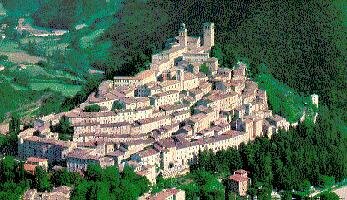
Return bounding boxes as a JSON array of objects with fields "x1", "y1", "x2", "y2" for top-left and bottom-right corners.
[
  {"x1": 178, "y1": 23, "x2": 187, "y2": 46},
  {"x1": 203, "y1": 22, "x2": 215, "y2": 49},
  {"x1": 176, "y1": 68, "x2": 185, "y2": 81}
]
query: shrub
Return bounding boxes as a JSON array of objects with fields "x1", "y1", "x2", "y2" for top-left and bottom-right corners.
[
  {"x1": 112, "y1": 100, "x2": 125, "y2": 110},
  {"x1": 0, "y1": 55, "x2": 8, "y2": 61},
  {"x1": 84, "y1": 104, "x2": 101, "y2": 112}
]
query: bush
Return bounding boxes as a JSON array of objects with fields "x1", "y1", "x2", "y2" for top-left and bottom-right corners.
[
  {"x1": 112, "y1": 101, "x2": 124, "y2": 110},
  {"x1": 0, "y1": 55, "x2": 8, "y2": 61},
  {"x1": 320, "y1": 191, "x2": 339, "y2": 200},
  {"x1": 84, "y1": 104, "x2": 101, "y2": 112},
  {"x1": 199, "y1": 63, "x2": 211, "y2": 76}
]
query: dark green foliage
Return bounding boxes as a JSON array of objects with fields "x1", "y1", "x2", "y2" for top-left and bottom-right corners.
[
  {"x1": 112, "y1": 100, "x2": 125, "y2": 111},
  {"x1": 0, "y1": 132, "x2": 18, "y2": 155},
  {"x1": 319, "y1": 176, "x2": 335, "y2": 189},
  {"x1": 199, "y1": 63, "x2": 211, "y2": 76},
  {"x1": 0, "y1": 115, "x2": 21, "y2": 155},
  {"x1": 84, "y1": 104, "x2": 101, "y2": 112},
  {"x1": 193, "y1": 170, "x2": 225, "y2": 200},
  {"x1": 0, "y1": 157, "x2": 30, "y2": 199},
  {"x1": 51, "y1": 168, "x2": 82, "y2": 187},
  {"x1": 62, "y1": 74, "x2": 103, "y2": 111},
  {"x1": 104, "y1": 0, "x2": 177, "y2": 76},
  {"x1": 71, "y1": 165, "x2": 150, "y2": 200},
  {"x1": 152, "y1": 171, "x2": 224, "y2": 200},
  {"x1": 191, "y1": 148, "x2": 242, "y2": 175},
  {"x1": 32, "y1": 0, "x2": 121, "y2": 29},
  {"x1": 0, "y1": 54, "x2": 8, "y2": 61},
  {"x1": 85, "y1": 164, "x2": 103, "y2": 181},
  {"x1": 51, "y1": 116, "x2": 73, "y2": 141},
  {"x1": 0, "y1": 157, "x2": 149, "y2": 200},
  {"x1": 34, "y1": 166, "x2": 52, "y2": 192},
  {"x1": 9, "y1": 114, "x2": 20, "y2": 134},
  {"x1": 320, "y1": 191, "x2": 340, "y2": 200}
]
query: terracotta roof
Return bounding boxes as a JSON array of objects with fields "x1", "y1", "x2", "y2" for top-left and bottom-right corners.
[
  {"x1": 137, "y1": 148, "x2": 159, "y2": 158},
  {"x1": 24, "y1": 163, "x2": 37, "y2": 174},
  {"x1": 229, "y1": 174, "x2": 248, "y2": 182},
  {"x1": 159, "y1": 104, "x2": 188, "y2": 111},
  {"x1": 24, "y1": 136, "x2": 71, "y2": 148},
  {"x1": 184, "y1": 72, "x2": 197, "y2": 80},
  {"x1": 26, "y1": 157, "x2": 48, "y2": 163},
  {"x1": 234, "y1": 169, "x2": 248, "y2": 175},
  {"x1": 149, "y1": 188, "x2": 181, "y2": 200},
  {"x1": 52, "y1": 186, "x2": 71, "y2": 195},
  {"x1": 159, "y1": 80, "x2": 180, "y2": 87},
  {"x1": 66, "y1": 148, "x2": 99, "y2": 160},
  {"x1": 136, "y1": 69, "x2": 155, "y2": 79},
  {"x1": 188, "y1": 113, "x2": 207, "y2": 123},
  {"x1": 157, "y1": 138, "x2": 176, "y2": 148},
  {"x1": 152, "y1": 90, "x2": 179, "y2": 98}
]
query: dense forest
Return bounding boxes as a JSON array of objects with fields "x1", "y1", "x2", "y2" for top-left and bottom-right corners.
[
  {"x1": 90, "y1": 0, "x2": 346, "y2": 121},
  {"x1": 191, "y1": 106, "x2": 347, "y2": 199},
  {"x1": 1, "y1": 0, "x2": 345, "y2": 122},
  {"x1": 0, "y1": 156, "x2": 150, "y2": 200}
]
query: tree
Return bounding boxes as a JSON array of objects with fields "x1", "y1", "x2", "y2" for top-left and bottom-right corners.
[
  {"x1": 0, "y1": 156, "x2": 17, "y2": 182},
  {"x1": 319, "y1": 176, "x2": 335, "y2": 189},
  {"x1": 320, "y1": 191, "x2": 339, "y2": 200},
  {"x1": 102, "y1": 166, "x2": 120, "y2": 189},
  {"x1": 52, "y1": 116, "x2": 73, "y2": 141},
  {"x1": 112, "y1": 100, "x2": 125, "y2": 111},
  {"x1": 34, "y1": 166, "x2": 52, "y2": 192},
  {"x1": 0, "y1": 55, "x2": 8, "y2": 61},
  {"x1": 85, "y1": 164, "x2": 103, "y2": 181},
  {"x1": 84, "y1": 104, "x2": 101, "y2": 112},
  {"x1": 9, "y1": 114, "x2": 20, "y2": 134},
  {"x1": 199, "y1": 63, "x2": 211, "y2": 76},
  {"x1": 71, "y1": 180, "x2": 90, "y2": 200},
  {"x1": 51, "y1": 168, "x2": 82, "y2": 187}
]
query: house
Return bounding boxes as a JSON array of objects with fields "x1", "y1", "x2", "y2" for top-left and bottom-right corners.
[{"x1": 228, "y1": 169, "x2": 249, "y2": 196}]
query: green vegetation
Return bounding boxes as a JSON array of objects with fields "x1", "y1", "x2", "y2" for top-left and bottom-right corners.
[
  {"x1": 51, "y1": 116, "x2": 74, "y2": 141},
  {"x1": 32, "y1": 0, "x2": 122, "y2": 29},
  {"x1": 0, "y1": 54, "x2": 8, "y2": 61},
  {"x1": 152, "y1": 171, "x2": 224, "y2": 200},
  {"x1": 2, "y1": 0, "x2": 342, "y2": 125},
  {"x1": 0, "y1": 115, "x2": 20, "y2": 155},
  {"x1": 71, "y1": 164, "x2": 150, "y2": 200},
  {"x1": 256, "y1": 72, "x2": 316, "y2": 123},
  {"x1": 319, "y1": 191, "x2": 340, "y2": 200},
  {"x1": 199, "y1": 63, "x2": 211, "y2": 76},
  {"x1": 84, "y1": 104, "x2": 101, "y2": 112},
  {"x1": 112, "y1": 100, "x2": 125, "y2": 111},
  {"x1": 0, "y1": 0, "x2": 345, "y2": 198},
  {"x1": 0, "y1": 157, "x2": 150, "y2": 200},
  {"x1": 191, "y1": 107, "x2": 347, "y2": 198},
  {"x1": 34, "y1": 166, "x2": 52, "y2": 192},
  {"x1": 0, "y1": 156, "x2": 29, "y2": 200}
]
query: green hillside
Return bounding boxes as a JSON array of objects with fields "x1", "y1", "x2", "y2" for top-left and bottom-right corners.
[{"x1": 0, "y1": 0, "x2": 345, "y2": 126}]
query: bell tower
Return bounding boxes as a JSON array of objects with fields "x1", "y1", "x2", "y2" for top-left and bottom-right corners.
[
  {"x1": 203, "y1": 22, "x2": 215, "y2": 49},
  {"x1": 178, "y1": 23, "x2": 187, "y2": 46}
]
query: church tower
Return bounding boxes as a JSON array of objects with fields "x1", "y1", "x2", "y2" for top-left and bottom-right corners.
[
  {"x1": 203, "y1": 22, "x2": 215, "y2": 49},
  {"x1": 178, "y1": 23, "x2": 187, "y2": 46}
]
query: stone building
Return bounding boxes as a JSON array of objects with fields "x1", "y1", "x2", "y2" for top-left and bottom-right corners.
[
  {"x1": 228, "y1": 169, "x2": 249, "y2": 197},
  {"x1": 17, "y1": 22, "x2": 291, "y2": 184}
]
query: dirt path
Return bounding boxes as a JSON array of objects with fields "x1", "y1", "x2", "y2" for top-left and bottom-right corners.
[{"x1": 334, "y1": 186, "x2": 347, "y2": 200}]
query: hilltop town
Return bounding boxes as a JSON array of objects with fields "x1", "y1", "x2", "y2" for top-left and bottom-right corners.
[{"x1": 17, "y1": 22, "x2": 292, "y2": 197}]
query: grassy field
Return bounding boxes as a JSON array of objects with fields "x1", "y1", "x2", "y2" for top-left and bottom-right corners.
[
  {"x1": 256, "y1": 73, "x2": 316, "y2": 123},
  {"x1": 30, "y1": 82, "x2": 81, "y2": 97},
  {"x1": 80, "y1": 29, "x2": 105, "y2": 49}
]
